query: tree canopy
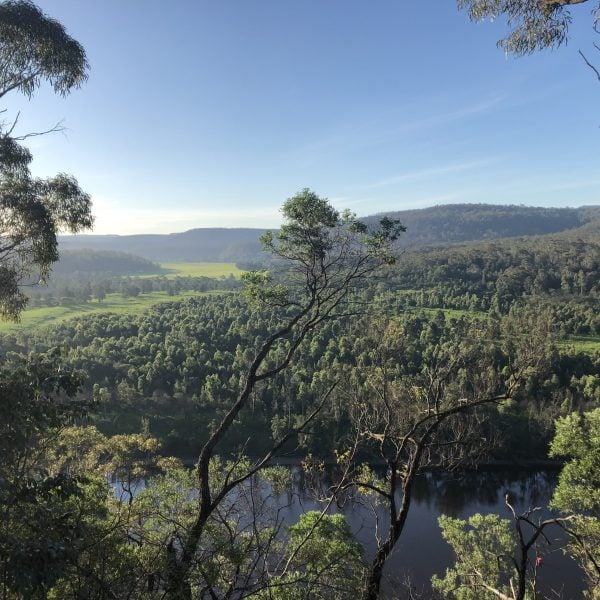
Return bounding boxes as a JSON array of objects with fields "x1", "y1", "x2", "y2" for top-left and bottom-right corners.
[
  {"x1": 0, "y1": 0, "x2": 93, "y2": 320},
  {"x1": 458, "y1": 0, "x2": 599, "y2": 55}
]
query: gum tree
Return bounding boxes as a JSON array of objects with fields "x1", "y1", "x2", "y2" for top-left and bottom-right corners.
[
  {"x1": 549, "y1": 409, "x2": 600, "y2": 598},
  {"x1": 0, "y1": 0, "x2": 93, "y2": 319},
  {"x1": 0, "y1": 2, "x2": 93, "y2": 595},
  {"x1": 457, "y1": 0, "x2": 598, "y2": 56},
  {"x1": 330, "y1": 311, "x2": 554, "y2": 600},
  {"x1": 164, "y1": 189, "x2": 404, "y2": 598}
]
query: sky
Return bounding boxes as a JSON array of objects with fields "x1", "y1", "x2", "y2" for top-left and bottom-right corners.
[{"x1": 5, "y1": 0, "x2": 600, "y2": 234}]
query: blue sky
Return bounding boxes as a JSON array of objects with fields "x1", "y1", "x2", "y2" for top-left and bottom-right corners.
[{"x1": 6, "y1": 0, "x2": 600, "y2": 234}]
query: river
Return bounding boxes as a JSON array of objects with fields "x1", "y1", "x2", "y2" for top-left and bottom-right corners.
[
  {"x1": 116, "y1": 466, "x2": 585, "y2": 597},
  {"x1": 271, "y1": 466, "x2": 584, "y2": 598}
]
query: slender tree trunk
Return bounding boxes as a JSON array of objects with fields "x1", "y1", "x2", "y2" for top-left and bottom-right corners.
[{"x1": 361, "y1": 459, "x2": 419, "y2": 600}]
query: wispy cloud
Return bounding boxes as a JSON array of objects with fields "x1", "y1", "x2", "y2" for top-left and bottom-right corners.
[
  {"x1": 293, "y1": 93, "x2": 507, "y2": 163},
  {"x1": 365, "y1": 158, "x2": 498, "y2": 190},
  {"x1": 396, "y1": 94, "x2": 507, "y2": 134}
]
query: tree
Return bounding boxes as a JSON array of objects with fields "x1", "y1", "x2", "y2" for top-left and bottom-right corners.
[
  {"x1": 256, "y1": 511, "x2": 367, "y2": 600},
  {"x1": 0, "y1": 351, "x2": 89, "y2": 597},
  {"x1": 433, "y1": 505, "x2": 567, "y2": 600},
  {"x1": 549, "y1": 409, "x2": 600, "y2": 598},
  {"x1": 0, "y1": 0, "x2": 93, "y2": 320},
  {"x1": 457, "y1": 0, "x2": 598, "y2": 56},
  {"x1": 164, "y1": 189, "x2": 404, "y2": 598},
  {"x1": 0, "y1": 1, "x2": 95, "y2": 594},
  {"x1": 330, "y1": 311, "x2": 553, "y2": 599}
]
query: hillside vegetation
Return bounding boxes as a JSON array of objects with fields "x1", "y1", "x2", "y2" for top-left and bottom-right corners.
[{"x1": 59, "y1": 204, "x2": 600, "y2": 262}]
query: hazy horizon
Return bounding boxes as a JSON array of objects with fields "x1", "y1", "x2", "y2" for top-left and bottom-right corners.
[{"x1": 57, "y1": 201, "x2": 600, "y2": 238}]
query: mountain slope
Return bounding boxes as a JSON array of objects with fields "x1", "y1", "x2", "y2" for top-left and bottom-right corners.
[{"x1": 59, "y1": 204, "x2": 600, "y2": 262}]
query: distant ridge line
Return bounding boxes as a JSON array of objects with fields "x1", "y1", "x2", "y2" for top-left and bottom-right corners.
[{"x1": 59, "y1": 204, "x2": 600, "y2": 262}]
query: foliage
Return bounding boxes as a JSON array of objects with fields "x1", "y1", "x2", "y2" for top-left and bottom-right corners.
[
  {"x1": 457, "y1": 0, "x2": 597, "y2": 55},
  {"x1": 0, "y1": 0, "x2": 88, "y2": 98},
  {"x1": 549, "y1": 409, "x2": 600, "y2": 513},
  {"x1": 433, "y1": 514, "x2": 517, "y2": 600},
  {"x1": 159, "y1": 189, "x2": 403, "y2": 598},
  {"x1": 0, "y1": 351, "x2": 89, "y2": 598},
  {"x1": 549, "y1": 409, "x2": 600, "y2": 598},
  {"x1": 333, "y1": 309, "x2": 554, "y2": 600},
  {"x1": 52, "y1": 250, "x2": 162, "y2": 277},
  {"x1": 257, "y1": 511, "x2": 366, "y2": 600},
  {"x1": 0, "y1": 290, "x2": 228, "y2": 333},
  {"x1": 0, "y1": 349, "x2": 86, "y2": 473},
  {"x1": 0, "y1": 0, "x2": 93, "y2": 320}
]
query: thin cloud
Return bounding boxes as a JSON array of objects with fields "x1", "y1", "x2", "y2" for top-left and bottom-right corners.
[
  {"x1": 366, "y1": 158, "x2": 498, "y2": 190},
  {"x1": 294, "y1": 93, "x2": 507, "y2": 162}
]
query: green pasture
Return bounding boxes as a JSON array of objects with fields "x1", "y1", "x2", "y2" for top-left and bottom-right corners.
[
  {"x1": 558, "y1": 335, "x2": 600, "y2": 354},
  {"x1": 0, "y1": 291, "x2": 225, "y2": 333},
  {"x1": 141, "y1": 262, "x2": 244, "y2": 279}
]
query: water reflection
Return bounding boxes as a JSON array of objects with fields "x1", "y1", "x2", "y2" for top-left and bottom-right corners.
[
  {"x1": 115, "y1": 467, "x2": 583, "y2": 598},
  {"x1": 274, "y1": 467, "x2": 583, "y2": 598},
  {"x1": 411, "y1": 469, "x2": 558, "y2": 517}
]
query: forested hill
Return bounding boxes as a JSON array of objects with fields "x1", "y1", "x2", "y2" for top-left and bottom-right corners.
[
  {"x1": 363, "y1": 204, "x2": 600, "y2": 246},
  {"x1": 59, "y1": 204, "x2": 600, "y2": 262},
  {"x1": 59, "y1": 228, "x2": 267, "y2": 263},
  {"x1": 52, "y1": 250, "x2": 162, "y2": 277}
]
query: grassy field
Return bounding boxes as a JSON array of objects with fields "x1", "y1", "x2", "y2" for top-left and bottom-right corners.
[
  {"x1": 558, "y1": 335, "x2": 600, "y2": 353},
  {"x1": 0, "y1": 263, "x2": 244, "y2": 333},
  {"x1": 140, "y1": 262, "x2": 245, "y2": 279},
  {"x1": 0, "y1": 291, "x2": 226, "y2": 333}
]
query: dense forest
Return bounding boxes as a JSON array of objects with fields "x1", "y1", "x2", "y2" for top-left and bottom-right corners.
[
  {"x1": 6, "y1": 223, "x2": 600, "y2": 459},
  {"x1": 5, "y1": 201, "x2": 600, "y2": 598}
]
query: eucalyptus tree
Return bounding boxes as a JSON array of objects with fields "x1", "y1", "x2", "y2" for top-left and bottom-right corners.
[
  {"x1": 330, "y1": 312, "x2": 554, "y2": 600},
  {"x1": 458, "y1": 0, "x2": 598, "y2": 56},
  {"x1": 0, "y1": 352, "x2": 89, "y2": 597},
  {"x1": 164, "y1": 189, "x2": 404, "y2": 598},
  {"x1": 433, "y1": 409, "x2": 600, "y2": 600},
  {"x1": 0, "y1": 1, "x2": 94, "y2": 595},
  {"x1": 0, "y1": 0, "x2": 93, "y2": 320},
  {"x1": 433, "y1": 506, "x2": 569, "y2": 600},
  {"x1": 549, "y1": 408, "x2": 600, "y2": 598}
]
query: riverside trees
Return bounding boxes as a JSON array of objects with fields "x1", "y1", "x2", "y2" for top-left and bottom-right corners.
[
  {"x1": 163, "y1": 189, "x2": 404, "y2": 598},
  {"x1": 433, "y1": 409, "x2": 600, "y2": 600},
  {"x1": 0, "y1": 188, "x2": 403, "y2": 598},
  {"x1": 549, "y1": 409, "x2": 600, "y2": 597},
  {"x1": 322, "y1": 310, "x2": 554, "y2": 600}
]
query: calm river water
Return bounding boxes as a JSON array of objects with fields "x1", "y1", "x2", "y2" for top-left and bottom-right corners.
[
  {"x1": 273, "y1": 467, "x2": 584, "y2": 598},
  {"x1": 120, "y1": 466, "x2": 584, "y2": 597}
]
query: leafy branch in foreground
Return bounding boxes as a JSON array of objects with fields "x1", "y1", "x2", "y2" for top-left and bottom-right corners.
[
  {"x1": 0, "y1": 0, "x2": 93, "y2": 320},
  {"x1": 433, "y1": 502, "x2": 571, "y2": 600},
  {"x1": 164, "y1": 189, "x2": 403, "y2": 598},
  {"x1": 549, "y1": 408, "x2": 600, "y2": 598}
]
